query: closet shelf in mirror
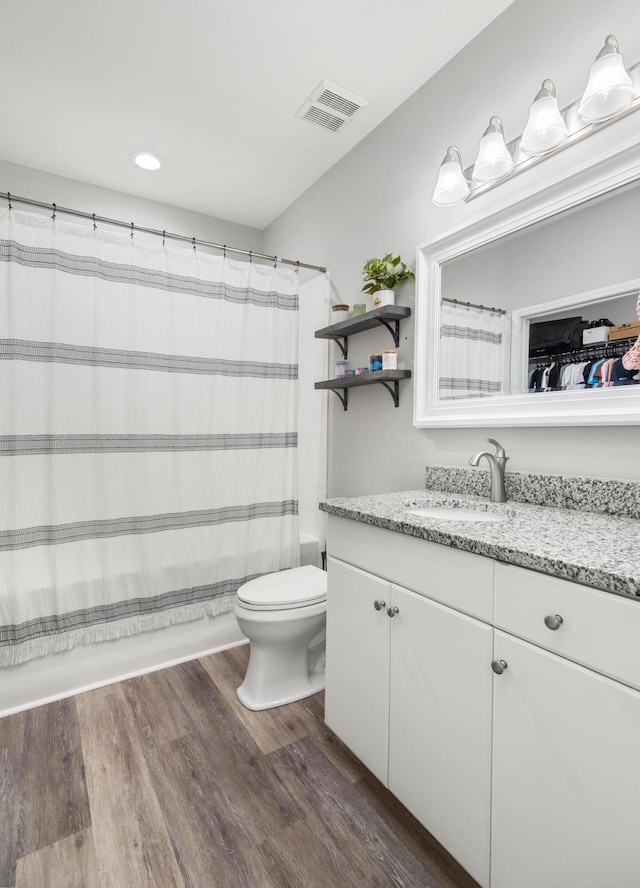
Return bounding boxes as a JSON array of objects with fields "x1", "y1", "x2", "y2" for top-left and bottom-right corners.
[
  {"x1": 529, "y1": 336, "x2": 637, "y2": 363},
  {"x1": 315, "y1": 305, "x2": 411, "y2": 359},
  {"x1": 314, "y1": 370, "x2": 411, "y2": 411}
]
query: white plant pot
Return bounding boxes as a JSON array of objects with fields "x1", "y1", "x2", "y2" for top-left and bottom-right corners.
[{"x1": 373, "y1": 289, "x2": 395, "y2": 308}]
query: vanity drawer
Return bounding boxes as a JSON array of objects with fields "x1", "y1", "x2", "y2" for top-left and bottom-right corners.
[
  {"x1": 494, "y1": 562, "x2": 640, "y2": 689},
  {"x1": 327, "y1": 515, "x2": 493, "y2": 622}
]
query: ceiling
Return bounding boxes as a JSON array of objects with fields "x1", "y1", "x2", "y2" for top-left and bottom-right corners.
[{"x1": 0, "y1": 0, "x2": 515, "y2": 229}]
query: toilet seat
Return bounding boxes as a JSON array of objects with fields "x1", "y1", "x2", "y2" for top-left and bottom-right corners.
[{"x1": 236, "y1": 565, "x2": 326, "y2": 611}]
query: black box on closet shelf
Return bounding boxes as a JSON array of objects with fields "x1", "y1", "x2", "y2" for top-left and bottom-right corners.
[{"x1": 528, "y1": 316, "x2": 587, "y2": 356}]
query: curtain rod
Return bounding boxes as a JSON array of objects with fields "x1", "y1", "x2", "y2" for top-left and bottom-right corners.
[
  {"x1": 1, "y1": 191, "x2": 326, "y2": 274},
  {"x1": 442, "y1": 296, "x2": 507, "y2": 315}
]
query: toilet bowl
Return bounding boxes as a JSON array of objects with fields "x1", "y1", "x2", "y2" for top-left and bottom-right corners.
[{"x1": 234, "y1": 564, "x2": 327, "y2": 711}]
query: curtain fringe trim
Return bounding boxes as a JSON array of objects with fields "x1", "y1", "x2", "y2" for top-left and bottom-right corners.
[{"x1": 0, "y1": 594, "x2": 236, "y2": 667}]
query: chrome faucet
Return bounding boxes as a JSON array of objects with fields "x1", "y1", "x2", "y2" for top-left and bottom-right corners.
[{"x1": 469, "y1": 438, "x2": 509, "y2": 503}]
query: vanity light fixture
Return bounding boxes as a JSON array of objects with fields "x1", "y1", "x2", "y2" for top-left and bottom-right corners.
[
  {"x1": 130, "y1": 151, "x2": 165, "y2": 171},
  {"x1": 432, "y1": 34, "x2": 639, "y2": 207},
  {"x1": 472, "y1": 116, "x2": 514, "y2": 183},
  {"x1": 520, "y1": 80, "x2": 568, "y2": 155},
  {"x1": 578, "y1": 35, "x2": 634, "y2": 122},
  {"x1": 432, "y1": 146, "x2": 470, "y2": 206}
]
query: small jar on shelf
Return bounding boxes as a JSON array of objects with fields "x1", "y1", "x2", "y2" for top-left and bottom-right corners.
[{"x1": 331, "y1": 304, "x2": 350, "y2": 323}]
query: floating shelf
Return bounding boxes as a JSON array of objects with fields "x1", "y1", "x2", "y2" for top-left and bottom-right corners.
[
  {"x1": 315, "y1": 305, "x2": 411, "y2": 359},
  {"x1": 315, "y1": 370, "x2": 412, "y2": 411}
]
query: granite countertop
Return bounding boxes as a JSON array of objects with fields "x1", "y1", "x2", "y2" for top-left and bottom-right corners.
[{"x1": 320, "y1": 488, "x2": 640, "y2": 599}]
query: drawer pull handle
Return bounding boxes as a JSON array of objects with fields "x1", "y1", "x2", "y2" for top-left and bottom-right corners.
[
  {"x1": 491, "y1": 659, "x2": 508, "y2": 675},
  {"x1": 373, "y1": 599, "x2": 386, "y2": 611},
  {"x1": 544, "y1": 613, "x2": 564, "y2": 631},
  {"x1": 387, "y1": 606, "x2": 399, "y2": 618}
]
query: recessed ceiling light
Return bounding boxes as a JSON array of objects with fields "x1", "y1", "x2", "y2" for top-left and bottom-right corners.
[{"x1": 130, "y1": 151, "x2": 165, "y2": 171}]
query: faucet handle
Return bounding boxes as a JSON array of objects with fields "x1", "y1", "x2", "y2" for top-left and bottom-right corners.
[{"x1": 487, "y1": 437, "x2": 507, "y2": 459}]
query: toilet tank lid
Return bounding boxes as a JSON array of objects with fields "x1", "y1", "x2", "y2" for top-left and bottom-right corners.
[{"x1": 237, "y1": 565, "x2": 327, "y2": 607}]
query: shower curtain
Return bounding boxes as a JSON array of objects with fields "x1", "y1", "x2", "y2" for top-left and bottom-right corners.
[
  {"x1": 0, "y1": 207, "x2": 299, "y2": 666},
  {"x1": 438, "y1": 301, "x2": 511, "y2": 400}
]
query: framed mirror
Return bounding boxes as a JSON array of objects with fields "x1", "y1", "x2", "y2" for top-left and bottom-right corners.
[{"x1": 414, "y1": 141, "x2": 640, "y2": 427}]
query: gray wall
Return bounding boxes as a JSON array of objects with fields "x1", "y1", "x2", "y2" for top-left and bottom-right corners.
[
  {"x1": 263, "y1": 0, "x2": 640, "y2": 495},
  {"x1": 442, "y1": 180, "x2": 640, "y2": 317},
  {"x1": 0, "y1": 158, "x2": 263, "y2": 252}
]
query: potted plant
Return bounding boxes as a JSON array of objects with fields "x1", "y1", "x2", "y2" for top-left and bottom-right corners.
[{"x1": 361, "y1": 253, "x2": 415, "y2": 308}]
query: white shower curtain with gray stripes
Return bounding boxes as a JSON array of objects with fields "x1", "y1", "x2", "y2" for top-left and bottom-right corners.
[
  {"x1": 0, "y1": 207, "x2": 300, "y2": 665},
  {"x1": 438, "y1": 302, "x2": 511, "y2": 400}
]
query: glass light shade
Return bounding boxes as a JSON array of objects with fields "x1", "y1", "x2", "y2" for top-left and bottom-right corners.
[
  {"x1": 578, "y1": 52, "x2": 634, "y2": 122},
  {"x1": 520, "y1": 94, "x2": 568, "y2": 155},
  {"x1": 473, "y1": 131, "x2": 514, "y2": 183},
  {"x1": 432, "y1": 148, "x2": 469, "y2": 206}
]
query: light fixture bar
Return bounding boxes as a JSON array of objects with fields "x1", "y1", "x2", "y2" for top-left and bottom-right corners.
[{"x1": 463, "y1": 58, "x2": 640, "y2": 202}]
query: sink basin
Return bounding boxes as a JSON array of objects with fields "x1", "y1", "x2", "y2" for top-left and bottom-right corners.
[{"x1": 405, "y1": 504, "x2": 508, "y2": 523}]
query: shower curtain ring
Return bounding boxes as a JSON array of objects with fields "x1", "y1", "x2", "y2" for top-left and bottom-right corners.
[
  {"x1": 7, "y1": 192, "x2": 12, "y2": 210},
  {"x1": 51, "y1": 203, "x2": 56, "y2": 221}
]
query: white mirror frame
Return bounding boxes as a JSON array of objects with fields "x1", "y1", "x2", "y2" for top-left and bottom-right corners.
[{"x1": 414, "y1": 140, "x2": 640, "y2": 428}]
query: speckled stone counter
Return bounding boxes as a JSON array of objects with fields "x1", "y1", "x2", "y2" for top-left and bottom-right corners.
[
  {"x1": 320, "y1": 488, "x2": 640, "y2": 599},
  {"x1": 424, "y1": 466, "x2": 640, "y2": 520}
]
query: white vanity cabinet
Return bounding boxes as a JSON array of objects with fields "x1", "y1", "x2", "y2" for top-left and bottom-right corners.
[
  {"x1": 325, "y1": 514, "x2": 640, "y2": 888},
  {"x1": 491, "y1": 631, "x2": 640, "y2": 888},
  {"x1": 491, "y1": 563, "x2": 640, "y2": 888},
  {"x1": 325, "y1": 556, "x2": 391, "y2": 784},
  {"x1": 325, "y1": 518, "x2": 494, "y2": 887}
]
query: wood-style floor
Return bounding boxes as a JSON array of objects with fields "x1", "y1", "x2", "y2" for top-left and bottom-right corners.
[{"x1": 0, "y1": 644, "x2": 480, "y2": 888}]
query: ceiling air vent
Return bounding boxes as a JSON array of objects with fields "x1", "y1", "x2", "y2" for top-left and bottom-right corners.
[{"x1": 296, "y1": 80, "x2": 368, "y2": 132}]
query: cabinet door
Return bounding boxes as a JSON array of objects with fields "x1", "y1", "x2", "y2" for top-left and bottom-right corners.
[
  {"x1": 325, "y1": 556, "x2": 391, "y2": 784},
  {"x1": 388, "y1": 585, "x2": 493, "y2": 888},
  {"x1": 492, "y1": 631, "x2": 640, "y2": 888}
]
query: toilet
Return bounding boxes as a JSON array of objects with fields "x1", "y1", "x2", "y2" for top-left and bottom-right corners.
[{"x1": 233, "y1": 564, "x2": 327, "y2": 711}]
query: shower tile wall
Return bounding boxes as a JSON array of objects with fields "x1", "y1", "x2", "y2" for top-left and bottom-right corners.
[{"x1": 298, "y1": 274, "x2": 329, "y2": 547}]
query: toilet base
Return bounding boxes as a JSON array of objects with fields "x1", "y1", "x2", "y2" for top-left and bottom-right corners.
[{"x1": 237, "y1": 671, "x2": 325, "y2": 711}]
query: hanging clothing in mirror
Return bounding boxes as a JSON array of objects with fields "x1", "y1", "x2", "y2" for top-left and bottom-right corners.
[{"x1": 621, "y1": 293, "x2": 640, "y2": 371}]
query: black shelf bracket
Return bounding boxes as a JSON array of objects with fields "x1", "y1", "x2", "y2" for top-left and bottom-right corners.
[
  {"x1": 328, "y1": 334, "x2": 348, "y2": 359},
  {"x1": 329, "y1": 387, "x2": 349, "y2": 410},
  {"x1": 377, "y1": 318, "x2": 402, "y2": 348},
  {"x1": 378, "y1": 379, "x2": 401, "y2": 407}
]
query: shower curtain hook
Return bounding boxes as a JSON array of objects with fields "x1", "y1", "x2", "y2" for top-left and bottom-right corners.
[
  {"x1": 295, "y1": 260, "x2": 300, "y2": 275},
  {"x1": 162, "y1": 230, "x2": 166, "y2": 247},
  {"x1": 7, "y1": 192, "x2": 12, "y2": 210},
  {"x1": 92, "y1": 213, "x2": 97, "y2": 230},
  {"x1": 273, "y1": 255, "x2": 278, "y2": 268},
  {"x1": 249, "y1": 250, "x2": 253, "y2": 264},
  {"x1": 130, "y1": 222, "x2": 134, "y2": 239},
  {"x1": 51, "y1": 203, "x2": 56, "y2": 221},
  {"x1": 223, "y1": 244, "x2": 226, "y2": 259},
  {"x1": 192, "y1": 236, "x2": 196, "y2": 252}
]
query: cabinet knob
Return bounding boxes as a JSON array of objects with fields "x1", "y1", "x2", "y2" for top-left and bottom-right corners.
[
  {"x1": 373, "y1": 599, "x2": 386, "y2": 611},
  {"x1": 491, "y1": 659, "x2": 508, "y2": 675},
  {"x1": 544, "y1": 613, "x2": 564, "y2": 631},
  {"x1": 387, "y1": 606, "x2": 399, "y2": 618}
]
